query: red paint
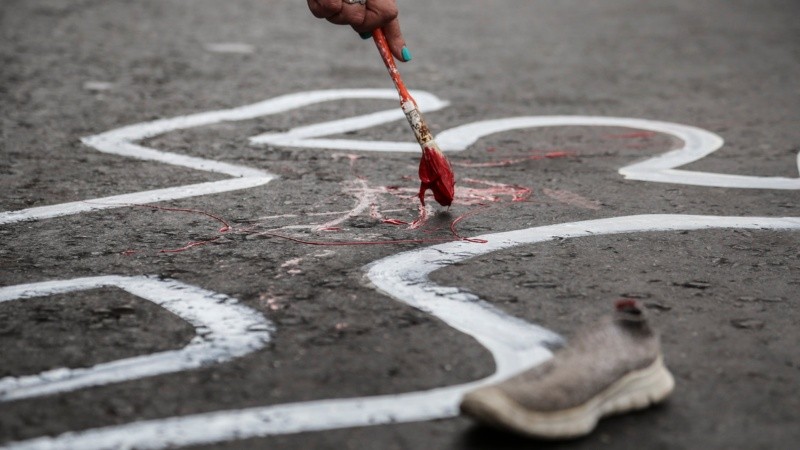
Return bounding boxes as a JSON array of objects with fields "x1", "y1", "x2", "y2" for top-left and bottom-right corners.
[
  {"x1": 542, "y1": 188, "x2": 602, "y2": 210},
  {"x1": 418, "y1": 146, "x2": 456, "y2": 207},
  {"x1": 159, "y1": 238, "x2": 221, "y2": 254},
  {"x1": 458, "y1": 178, "x2": 532, "y2": 204},
  {"x1": 452, "y1": 150, "x2": 574, "y2": 168},
  {"x1": 137, "y1": 204, "x2": 231, "y2": 232},
  {"x1": 607, "y1": 131, "x2": 657, "y2": 139},
  {"x1": 449, "y1": 209, "x2": 489, "y2": 244},
  {"x1": 254, "y1": 231, "x2": 455, "y2": 247},
  {"x1": 615, "y1": 298, "x2": 640, "y2": 311},
  {"x1": 382, "y1": 219, "x2": 408, "y2": 225}
]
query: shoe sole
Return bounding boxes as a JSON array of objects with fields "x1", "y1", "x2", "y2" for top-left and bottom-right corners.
[{"x1": 460, "y1": 356, "x2": 675, "y2": 439}]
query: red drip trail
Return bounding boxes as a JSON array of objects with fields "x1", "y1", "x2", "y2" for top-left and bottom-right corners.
[
  {"x1": 449, "y1": 207, "x2": 489, "y2": 243},
  {"x1": 124, "y1": 204, "x2": 232, "y2": 254},
  {"x1": 159, "y1": 238, "x2": 222, "y2": 253},
  {"x1": 136, "y1": 204, "x2": 231, "y2": 233}
]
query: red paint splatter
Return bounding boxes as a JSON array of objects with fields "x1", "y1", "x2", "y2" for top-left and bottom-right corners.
[
  {"x1": 458, "y1": 179, "x2": 532, "y2": 204},
  {"x1": 418, "y1": 146, "x2": 455, "y2": 207}
]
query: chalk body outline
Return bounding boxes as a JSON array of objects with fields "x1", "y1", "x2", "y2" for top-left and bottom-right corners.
[
  {"x1": 0, "y1": 276, "x2": 273, "y2": 402},
  {"x1": 4, "y1": 216, "x2": 799, "y2": 450},
  {"x1": 3, "y1": 89, "x2": 800, "y2": 449},
  {"x1": 3, "y1": 89, "x2": 799, "y2": 227}
]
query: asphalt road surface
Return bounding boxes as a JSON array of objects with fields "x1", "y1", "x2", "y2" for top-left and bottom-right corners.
[{"x1": 1, "y1": 0, "x2": 799, "y2": 449}]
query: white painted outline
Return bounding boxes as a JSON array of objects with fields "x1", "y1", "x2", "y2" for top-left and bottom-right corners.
[
  {"x1": 0, "y1": 89, "x2": 447, "y2": 226},
  {"x1": 5, "y1": 215, "x2": 798, "y2": 450},
  {"x1": 4, "y1": 89, "x2": 798, "y2": 227},
  {"x1": 255, "y1": 111, "x2": 799, "y2": 190},
  {"x1": 2, "y1": 89, "x2": 799, "y2": 448},
  {"x1": 436, "y1": 116, "x2": 800, "y2": 189},
  {"x1": 0, "y1": 276, "x2": 273, "y2": 402}
]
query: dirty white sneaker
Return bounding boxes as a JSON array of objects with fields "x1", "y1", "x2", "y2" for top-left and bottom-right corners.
[{"x1": 460, "y1": 299, "x2": 675, "y2": 439}]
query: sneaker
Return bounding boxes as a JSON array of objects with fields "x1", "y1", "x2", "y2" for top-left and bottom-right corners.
[{"x1": 460, "y1": 299, "x2": 675, "y2": 439}]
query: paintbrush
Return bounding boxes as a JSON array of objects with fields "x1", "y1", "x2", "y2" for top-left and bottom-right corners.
[{"x1": 371, "y1": 29, "x2": 455, "y2": 207}]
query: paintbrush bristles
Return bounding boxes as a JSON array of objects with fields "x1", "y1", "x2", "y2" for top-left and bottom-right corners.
[{"x1": 418, "y1": 142, "x2": 455, "y2": 207}]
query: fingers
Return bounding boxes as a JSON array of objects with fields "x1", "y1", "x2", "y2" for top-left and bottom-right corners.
[
  {"x1": 307, "y1": 0, "x2": 409, "y2": 63},
  {"x1": 352, "y1": 0, "x2": 397, "y2": 32},
  {"x1": 381, "y1": 17, "x2": 408, "y2": 62},
  {"x1": 327, "y1": 2, "x2": 367, "y2": 26},
  {"x1": 307, "y1": 0, "x2": 342, "y2": 19}
]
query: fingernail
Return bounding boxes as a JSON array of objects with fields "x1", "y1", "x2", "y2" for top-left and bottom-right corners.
[
  {"x1": 359, "y1": 32, "x2": 372, "y2": 40},
  {"x1": 401, "y1": 46, "x2": 412, "y2": 62}
]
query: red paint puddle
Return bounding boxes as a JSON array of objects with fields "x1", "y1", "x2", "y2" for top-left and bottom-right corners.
[
  {"x1": 606, "y1": 131, "x2": 657, "y2": 139},
  {"x1": 453, "y1": 151, "x2": 574, "y2": 168}
]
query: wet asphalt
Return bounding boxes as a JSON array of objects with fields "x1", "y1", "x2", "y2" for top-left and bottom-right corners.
[{"x1": 1, "y1": 0, "x2": 799, "y2": 449}]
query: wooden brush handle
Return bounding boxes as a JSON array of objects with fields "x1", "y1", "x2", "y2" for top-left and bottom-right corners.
[{"x1": 372, "y1": 28, "x2": 415, "y2": 106}]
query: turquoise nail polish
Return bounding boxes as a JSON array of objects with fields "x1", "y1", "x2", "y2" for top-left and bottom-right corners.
[
  {"x1": 359, "y1": 32, "x2": 372, "y2": 40},
  {"x1": 401, "y1": 46, "x2": 412, "y2": 62}
]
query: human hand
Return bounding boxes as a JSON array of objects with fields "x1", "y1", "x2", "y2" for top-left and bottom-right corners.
[{"x1": 306, "y1": 0, "x2": 410, "y2": 62}]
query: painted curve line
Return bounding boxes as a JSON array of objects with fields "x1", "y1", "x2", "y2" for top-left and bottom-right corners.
[
  {"x1": 257, "y1": 111, "x2": 800, "y2": 190},
  {"x1": 4, "y1": 89, "x2": 799, "y2": 227},
  {"x1": 0, "y1": 89, "x2": 448, "y2": 226},
  {"x1": 0, "y1": 276, "x2": 273, "y2": 402},
  {"x1": 5, "y1": 214, "x2": 799, "y2": 450}
]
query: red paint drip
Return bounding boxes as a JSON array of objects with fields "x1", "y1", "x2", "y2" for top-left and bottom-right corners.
[
  {"x1": 137, "y1": 204, "x2": 231, "y2": 232},
  {"x1": 418, "y1": 146, "x2": 455, "y2": 207}
]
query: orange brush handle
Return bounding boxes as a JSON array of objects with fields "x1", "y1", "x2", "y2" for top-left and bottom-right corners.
[{"x1": 372, "y1": 29, "x2": 415, "y2": 106}]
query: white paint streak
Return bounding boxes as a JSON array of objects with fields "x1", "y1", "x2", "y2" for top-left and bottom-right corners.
[
  {"x1": 6, "y1": 215, "x2": 798, "y2": 450},
  {"x1": 0, "y1": 276, "x2": 273, "y2": 402},
  {"x1": 314, "y1": 179, "x2": 377, "y2": 231}
]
